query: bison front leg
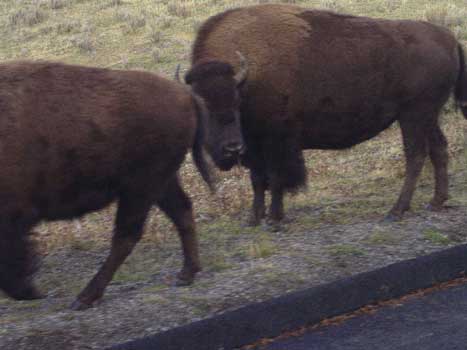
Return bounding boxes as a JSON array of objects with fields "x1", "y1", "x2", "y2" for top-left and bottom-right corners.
[
  {"x1": 70, "y1": 193, "x2": 152, "y2": 310},
  {"x1": 249, "y1": 168, "x2": 268, "y2": 226},
  {"x1": 269, "y1": 184, "x2": 284, "y2": 223},
  {"x1": 0, "y1": 214, "x2": 42, "y2": 301},
  {"x1": 157, "y1": 176, "x2": 200, "y2": 286},
  {"x1": 0, "y1": 232, "x2": 42, "y2": 300},
  {"x1": 266, "y1": 135, "x2": 306, "y2": 226}
]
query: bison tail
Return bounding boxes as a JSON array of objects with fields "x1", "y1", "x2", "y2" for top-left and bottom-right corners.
[
  {"x1": 191, "y1": 94, "x2": 216, "y2": 192},
  {"x1": 455, "y1": 44, "x2": 467, "y2": 118}
]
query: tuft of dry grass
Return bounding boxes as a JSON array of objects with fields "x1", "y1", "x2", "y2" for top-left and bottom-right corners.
[
  {"x1": 9, "y1": 6, "x2": 47, "y2": 27},
  {"x1": 167, "y1": 3, "x2": 192, "y2": 18},
  {"x1": 55, "y1": 19, "x2": 81, "y2": 34},
  {"x1": 152, "y1": 16, "x2": 173, "y2": 30},
  {"x1": 127, "y1": 15, "x2": 146, "y2": 32},
  {"x1": 384, "y1": 0, "x2": 403, "y2": 12},
  {"x1": 98, "y1": 0, "x2": 124, "y2": 9},
  {"x1": 115, "y1": 9, "x2": 147, "y2": 33},
  {"x1": 148, "y1": 25, "x2": 164, "y2": 44},
  {"x1": 424, "y1": 3, "x2": 467, "y2": 28},
  {"x1": 70, "y1": 33, "x2": 94, "y2": 53},
  {"x1": 319, "y1": 0, "x2": 346, "y2": 12},
  {"x1": 48, "y1": 0, "x2": 71, "y2": 10},
  {"x1": 151, "y1": 47, "x2": 162, "y2": 63}
]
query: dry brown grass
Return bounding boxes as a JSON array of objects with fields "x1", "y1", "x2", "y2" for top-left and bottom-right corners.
[
  {"x1": 47, "y1": 0, "x2": 71, "y2": 10},
  {"x1": 9, "y1": 6, "x2": 47, "y2": 27},
  {"x1": 0, "y1": 0, "x2": 466, "y2": 262}
]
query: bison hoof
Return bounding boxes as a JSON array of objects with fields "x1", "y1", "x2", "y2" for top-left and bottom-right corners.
[
  {"x1": 245, "y1": 217, "x2": 263, "y2": 227},
  {"x1": 425, "y1": 202, "x2": 454, "y2": 212},
  {"x1": 382, "y1": 213, "x2": 402, "y2": 223},
  {"x1": 176, "y1": 270, "x2": 197, "y2": 287},
  {"x1": 175, "y1": 278, "x2": 193, "y2": 287},
  {"x1": 8, "y1": 284, "x2": 43, "y2": 301},
  {"x1": 70, "y1": 299, "x2": 95, "y2": 311},
  {"x1": 266, "y1": 217, "x2": 288, "y2": 232},
  {"x1": 425, "y1": 203, "x2": 442, "y2": 212},
  {"x1": 267, "y1": 221, "x2": 282, "y2": 232}
]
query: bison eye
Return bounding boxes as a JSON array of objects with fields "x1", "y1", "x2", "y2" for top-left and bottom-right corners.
[
  {"x1": 221, "y1": 117, "x2": 235, "y2": 125},
  {"x1": 216, "y1": 111, "x2": 235, "y2": 125}
]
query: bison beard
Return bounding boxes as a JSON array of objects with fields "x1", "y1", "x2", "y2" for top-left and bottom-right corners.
[
  {"x1": 190, "y1": 4, "x2": 467, "y2": 225},
  {"x1": 0, "y1": 61, "x2": 230, "y2": 310},
  {"x1": 242, "y1": 128, "x2": 307, "y2": 224}
]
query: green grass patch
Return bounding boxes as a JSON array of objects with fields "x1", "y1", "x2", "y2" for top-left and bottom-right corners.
[
  {"x1": 178, "y1": 295, "x2": 212, "y2": 316},
  {"x1": 142, "y1": 294, "x2": 170, "y2": 305},
  {"x1": 202, "y1": 252, "x2": 232, "y2": 272},
  {"x1": 142, "y1": 284, "x2": 168, "y2": 294},
  {"x1": 327, "y1": 244, "x2": 366, "y2": 257},
  {"x1": 423, "y1": 229, "x2": 452, "y2": 245},
  {"x1": 69, "y1": 238, "x2": 95, "y2": 251},
  {"x1": 365, "y1": 229, "x2": 399, "y2": 245},
  {"x1": 247, "y1": 234, "x2": 277, "y2": 259}
]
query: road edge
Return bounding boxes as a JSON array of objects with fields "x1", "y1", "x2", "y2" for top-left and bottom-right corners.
[{"x1": 109, "y1": 243, "x2": 467, "y2": 350}]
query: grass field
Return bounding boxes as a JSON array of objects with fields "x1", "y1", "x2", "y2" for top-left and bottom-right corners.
[
  {"x1": 0, "y1": 0, "x2": 465, "y2": 255},
  {"x1": 1, "y1": 0, "x2": 467, "y2": 70},
  {"x1": 0, "y1": 0, "x2": 466, "y2": 251}
]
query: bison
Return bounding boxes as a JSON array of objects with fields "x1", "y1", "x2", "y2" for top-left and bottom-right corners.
[
  {"x1": 187, "y1": 4, "x2": 467, "y2": 225},
  {"x1": 0, "y1": 60, "x2": 245, "y2": 310}
]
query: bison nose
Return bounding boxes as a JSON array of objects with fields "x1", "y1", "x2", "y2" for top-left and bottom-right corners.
[{"x1": 223, "y1": 142, "x2": 245, "y2": 157}]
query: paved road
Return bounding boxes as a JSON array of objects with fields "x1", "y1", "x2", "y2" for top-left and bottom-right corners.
[{"x1": 262, "y1": 283, "x2": 467, "y2": 350}]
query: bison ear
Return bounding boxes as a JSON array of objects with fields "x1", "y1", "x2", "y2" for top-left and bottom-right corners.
[{"x1": 185, "y1": 67, "x2": 199, "y2": 85}]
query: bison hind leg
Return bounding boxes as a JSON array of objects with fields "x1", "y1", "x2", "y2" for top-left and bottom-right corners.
[
  {"x1": 248, "y1": 166, "x2": 268, "y2": 226},
  {"x1": 426, "y1": 124, "x2": 449, "y2": 211},
  {"x1": 157, "y1": 176, "x2": 201, "y2": 286},
  {"x1": 387, "y1": 102, "x2": 449, "y2": 219},
  {"x1": 70, "y1": 191, "x2": 153, "y2": 310}
]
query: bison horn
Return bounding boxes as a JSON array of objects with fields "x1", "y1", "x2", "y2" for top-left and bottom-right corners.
[
  {"x1": 174, "y1": 64, "x2": 182, "y2": 83},
  {"x1": 234, "y1": 51, "x2": 248, "y2": 86}
]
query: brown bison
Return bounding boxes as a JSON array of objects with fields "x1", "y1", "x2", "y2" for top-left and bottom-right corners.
[
  {"x1": 187, "y1": 4, "x2": 467, "y2": 225},
  {"x1": 0, "y1": 60, "x2": 245, "y2": 309}
]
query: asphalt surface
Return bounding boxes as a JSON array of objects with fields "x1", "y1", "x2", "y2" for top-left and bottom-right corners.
[
  {"x1": 262, "y1": 282, "x2": 467, "y2": 350},
  {"x1": 111, "y1": 245, "x2": 467, "y2": 350}
]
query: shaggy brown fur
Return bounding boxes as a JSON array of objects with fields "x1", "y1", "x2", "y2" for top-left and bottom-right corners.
[
  {"x1": 189, "y1": 4, "x2": 467, "y2": 224},
  {"x1": 0, "y1": 60, "x2": 244, "y2": 309}
]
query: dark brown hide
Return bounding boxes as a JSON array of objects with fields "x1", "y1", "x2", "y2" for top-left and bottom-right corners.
[
  {"x1": 0, "y1": 60, "x2": 222, "y2": 309},
  {"x1": 190, "y1": 4, "x2": 467, "y2": 224}
]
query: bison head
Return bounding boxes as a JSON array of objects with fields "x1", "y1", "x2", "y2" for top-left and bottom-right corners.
[{"x1": 183, "y1": 53, "x2": 248, "y2": 171}]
